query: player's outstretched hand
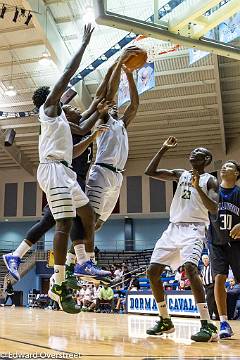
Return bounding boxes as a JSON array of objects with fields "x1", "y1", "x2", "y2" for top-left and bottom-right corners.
[
  {"x1": 97, "y1": 99, "x2": 114, "y2": 115},
  {"x1": 230, "y1": 223, "x2": 240, "y2": 240},
  {"x1": 82, "y1": 23, "x2": 94, "y2": 46},
  {"x1": 162, "y1": 136, "x2": 177, "y2": 149},
  {"x1": 92, "y1": 125, "x2": 110, "y2": 140},
  {"x1": 191, "y1": 169, "x2": 200, "y2": 190}
]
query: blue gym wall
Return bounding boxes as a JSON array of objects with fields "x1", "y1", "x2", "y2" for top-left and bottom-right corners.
[
  {"x1": 13, "y1": 265, "x2": 38, "y2": 306},
  {"x1": 0, "y1": 218, "x2": 168, "y2": 251}
]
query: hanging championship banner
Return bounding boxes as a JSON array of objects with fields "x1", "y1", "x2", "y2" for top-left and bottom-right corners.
[{"x1": 136, "y1": 62, "x2": 155, "y2": 95}]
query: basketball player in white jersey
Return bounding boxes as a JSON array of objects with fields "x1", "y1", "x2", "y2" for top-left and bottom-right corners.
[
  {"x1": 86, "y1": 52, "x2": 140, "y2": 231},
  {"x1": 145, "y1": 136, "x2": 219, "y2": 342},
  {"x1": 33, "y1": 25, "x2": 100, "y2": 314}
]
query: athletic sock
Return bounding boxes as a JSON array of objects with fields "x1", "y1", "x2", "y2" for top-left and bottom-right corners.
[
  {"x1": 157, "y1": 300, "x2": 170, "y2": 319},
  {"x1": 86, "y1": 252, "x2": 95, "y2": 262},
  {"x1": 54, "y1": 265, "x2": 65, "y2": 286},
  {"x1": 74, "y1": 244, "x2": 88, "y2": 265},
  {"x1": 197, "y1": 303, "x2": 210, "y2": 321},
  {"x1": 13, "y1": 240, "x2": 31, "y2": 258},
  {"x1": 65, "y1": 252, "x2": 76, "y2": 266},
  {"x1": 220, "y1": 315, "x2": 228, "y2": 322}
]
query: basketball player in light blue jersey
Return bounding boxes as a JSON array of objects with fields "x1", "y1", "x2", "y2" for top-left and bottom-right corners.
[{"x1": 145, "y1": 136, "x2": 219, "y2": 342}]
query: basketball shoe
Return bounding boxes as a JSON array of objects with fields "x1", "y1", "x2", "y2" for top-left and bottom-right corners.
[
  {"x1": 74, "y1": 260, "x2": 111, "y2": 284},
  {"x1": 191, "y1": 321, "x2": 218, "y2": 342},
  {"x1": 3, "y1": 254, "x2": 21, "y2": 281},
  {"x1": 65, "y1": 263, "x2": 80, "y2": 290},
  {"x1": 48, "y1": 281, "x2": 80, "y2": 314},
  {"x1": 219, "y1": 321, "x2": 233, "y2": 339},
  {"x1": 146, "y1": 317, "x2": 175, "y2": 336}
]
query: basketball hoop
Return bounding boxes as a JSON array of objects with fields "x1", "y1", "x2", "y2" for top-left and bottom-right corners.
[{"x1": 132, "y1": 35, "x2": 181, "y2": 62}]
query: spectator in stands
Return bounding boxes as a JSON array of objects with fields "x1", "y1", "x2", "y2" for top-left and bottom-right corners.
[
  {"x1": 114, "y1": 265, "x2": 123, "y2": 283},
  {"x1": 3, "y1": 279, "x2": 15, "y2": 307},
  {"x1": 226, "y1": 278, "x2": 240, "y2": 320},
  {"x1": 94, "y1": 246, "x2": 100, "y2": 262},
  {"x1": 77, "y1": 284, "x2": 87, "y2": 307},
  {"x1": 178, "y1": 280, "x2": 185, "y2": 291},
  {"x1": 96, "y1": 284, "x2": 114, "y2": 312},
  {"x1": 123, "y1": 265, "x2": 132, "y2": 289},
  {"x1": 201, "y1": 254, "x2": 219, "y2": 320},
  {"x1": 88, "y1": 284, "x2": 102, "y2": 312},
  {"x1": 82, "y1": 284, "x2": 94, "y2": 311},
  {"x1": 175, "y1": 266, "x2": 186, "y2": 282},
  {"x1": 114, "y1": 286, "x2": 126, "y2": 313},
  {"x1": 128, "y1": 275, "x2": 140, "y2": 291},
  {"x1": 0, "y1": 285, "x2": 5, "y2": 306}
]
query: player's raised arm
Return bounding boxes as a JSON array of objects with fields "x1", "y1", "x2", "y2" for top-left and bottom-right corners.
[
  {"x1": 44, "y1": 24, "x2": 94, "y2": 117},
  {"x1": 144, "y1": 137, "x2": 184, "y2": 181},
  {"x1": 192, "y1": 171, "x2": 219, "y2": 214},
  {"x1": 105, "y1": 47, "x2": 141, "y2": 102},
  {"x1": 120, "y1": 65, "x2": 139, "y2": 128}
]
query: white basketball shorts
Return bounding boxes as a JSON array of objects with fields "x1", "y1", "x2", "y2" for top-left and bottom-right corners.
[
  {"x1": 37, "y1": 162, "x2": 89, "y2": 220},
  {"x1": 86, "y1": 164, "x2": 123, "y2": 222},
  {"x1": 150, "y1": 222, "x2": 205, "y2": 270}
]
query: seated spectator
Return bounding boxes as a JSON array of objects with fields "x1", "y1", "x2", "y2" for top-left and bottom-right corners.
[
  {"x1": 128, "y1": 276, "x2": 140, "y2": 291},
  {"x1": 226, "y1": 278, "x2": 240, "y2": 320},
  {"x1": 123, "y1": 265, "x2": 132, "y2": 289},
  {"x1": 96, "y1": 284, "x2": 114, "y2": 312},
  {"x1": 178, "y1": 280, "x2": 185, "y2": 291},
  {"x1": 82, "y1": 284, "x2": 94, "y2": 310},
  {"x1": 114, "y1": 265, "x2": 123, "y2": 283},
  {"x1": 94, "y1": 246, "x2": 100, "y2": 262},
  {"x1": 175, "y1": 266, "x2": 186, "y2": 282},
  {"x1": 88, "y1": 284, "x2": 102, "y2": 312}
]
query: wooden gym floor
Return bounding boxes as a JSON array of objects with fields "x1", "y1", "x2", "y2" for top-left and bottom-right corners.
[{"x1": 0, "y1": 308, "x2": 240, "y2": 359}]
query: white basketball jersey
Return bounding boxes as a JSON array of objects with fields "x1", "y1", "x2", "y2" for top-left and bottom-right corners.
[
  {"x1": 95, "y1": 115, "x2": 128, "y2": 169},
  {"x1": 170, "y1": 170, "x2": 214, "y2": 224},
  {"x1": 38, "y1": 105, "x2": 73, "y2": 165}
]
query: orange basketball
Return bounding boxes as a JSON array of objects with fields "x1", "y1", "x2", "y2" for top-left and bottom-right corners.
[{"x1": 124, "y1": 48, "x2": 147, "y2": 71}]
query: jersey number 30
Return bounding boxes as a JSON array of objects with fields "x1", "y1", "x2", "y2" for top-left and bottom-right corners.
[
  {"x1": 182, "y1": 189, "x2": 191, "y2": 200},
  {"x1": 220, "y1": 214, "x2": 232, "y2": 230}
]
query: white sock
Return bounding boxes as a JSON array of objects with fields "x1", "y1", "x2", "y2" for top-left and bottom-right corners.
[
  {"x1": 66, "y1": 252, "x2": 76, "y2": 266},
  {"x1": 197, "y1": 303, "x2": 210, "y2": 320},
  {"x1": 220, "y1": 315, "x2": 228, "y2": 322},
  {"x1": 13, "y1": 240, "x2": 31, "y2": 258},
  {"x1": 74, "y1": 244, "x2": 88, "y2": 265},
  {"x1": 54, "y1": 265, "x2": 65, "y2": 286},
  {"x1": 157, "y1": 300, "x2": 170, "y2": 319},
  {"x1": 87, "y1": 252, "x2": 95, "y2": 262}
]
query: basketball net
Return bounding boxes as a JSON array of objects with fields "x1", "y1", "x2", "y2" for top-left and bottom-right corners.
[{"x1": 132, "y1": 35, "x2": 181, "y2": 62}]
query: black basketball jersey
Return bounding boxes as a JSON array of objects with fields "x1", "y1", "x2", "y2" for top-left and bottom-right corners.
[
  {"x1": 71, "y1": 132, "x2": 93, "y2": 180},
  {"x1": 209, "y1": 185, "x2": 240, "y2": 245}
]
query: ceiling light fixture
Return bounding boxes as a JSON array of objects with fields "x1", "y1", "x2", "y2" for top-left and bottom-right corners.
[
  {"x1": 12, "y1": 7, "x2": 19, "y2": 22},
  {"x1": 0, "y1": 4, "x2": 7, "y2": 19},
  {"x1": 25, "y1": 11, "x2": 32, "y2": 25},
  {"x1": 5, "y1": 85, "x2": 17, "y2": 97},
  {"x1": 39, "y1": 51, "x2": 51, "y2": 66},
  {"x1": 5, "y1": 54, "x2": 17, "y2": 97}
]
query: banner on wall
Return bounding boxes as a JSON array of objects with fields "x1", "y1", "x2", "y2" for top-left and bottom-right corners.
[
  {"x1": 127, "y1": 292, "x2": 199, "y2": 317},
  {"x1": 136, "y1": 62, "x2": 155, "y2": 95}
]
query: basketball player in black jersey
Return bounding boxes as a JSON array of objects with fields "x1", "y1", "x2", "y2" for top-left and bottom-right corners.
[
  {"x1": 3, "y1": 100, "x2": 111, "y2": 286},
  {"x1": 207, "y1": 160, "x2": 240, "y2": 339}
]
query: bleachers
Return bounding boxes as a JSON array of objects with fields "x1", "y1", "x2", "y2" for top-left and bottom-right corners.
[{"x1": 98, "y1": 249, "x2": 153, "y2": 270}]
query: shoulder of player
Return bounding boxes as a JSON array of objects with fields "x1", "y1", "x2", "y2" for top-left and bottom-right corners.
[{"x1": 207, "y1": 174, "x2": 219, "y2": 190}]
